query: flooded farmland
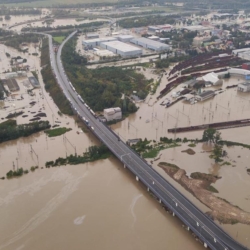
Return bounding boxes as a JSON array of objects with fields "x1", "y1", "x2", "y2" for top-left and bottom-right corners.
[{"x1": 0, "y1": 41, "x2": 203, "y2": 250}]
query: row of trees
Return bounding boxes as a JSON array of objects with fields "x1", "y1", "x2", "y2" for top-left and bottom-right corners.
[
  {"x1": 45, "y1": 145, "x2": 110, "y2": 167},
  {"x1": 40, "y1": 37, "x2": 73, "y2": 115},
  {"x1": 4, "y1": 34, "x2": 40, "y2": 52},
  {"x1": 0, "y1": 120, "x2": 51, "y2": 143},
  {"x1": 119, "y1": 14, "x2": 179, "y2": 29}
]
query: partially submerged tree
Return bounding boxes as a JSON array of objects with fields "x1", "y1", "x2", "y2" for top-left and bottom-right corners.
[
  {"x1": 210, "y1": 144, "x2": 223, "y2": 163},
  {"x1": 202, "y1": 128, "x2": 221, "y2": 144}
]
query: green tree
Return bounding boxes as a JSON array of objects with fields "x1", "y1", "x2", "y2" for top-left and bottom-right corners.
[
  {"x1": 210, "y1": 144, "x2": 223, "y2": 162},
  {"x1": 0, "y1": 90, "x2": 3, "y2": 99},
  {"x1": 202, "y1": 128, "x2": 221, "y2": 143}
]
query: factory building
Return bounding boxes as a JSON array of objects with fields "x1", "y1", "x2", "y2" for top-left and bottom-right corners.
[
  {"x1": 100, "y1": 41, "x2": 142, "y2": 58},
  {"x1": 202, "y1": 72, "x2": 223, "y2": 86},
  {"x1": 148, "y1": 35, "x2": 159, "y2": 41},
  {"x1": 82, "y1": 37, "x2": 117, "y2": 47},
  {"x1": 86, "y1": 33, "x2": 99, "y2": 39},
  {"x1": 104, "y1": 107, "x2": 122, "y2": 121},
  {"x1": 28, "y1": 76, "x2": 40, "y2": 88},
  {"x1": 116, "y1": 35, "x2": 134, "y2": 42},
  {"x1": 148, "y1": 25, "x2": 172, "y2": 33},
  {"x1": 237, "y1": 82, "x2": 250, "y2": 92},
  {"x1": 130, "y1": 37, "x2": 170, "y2": 51},
  {"x1": 196, "y1": 90, "x2": 215, "y2": 101}
]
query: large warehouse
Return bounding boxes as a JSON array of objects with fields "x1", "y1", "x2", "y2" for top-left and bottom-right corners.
[
  {"x1": 100, "y1": 41, "x2": 142, "y2": 58},
  {"x1": 130, "y1": 37, "x2": 170, "y2": 51},
  {"x1": 116, "y1": 35, "x2": 134, "y2": 42},
  {"x1": 82, "y1": 37, "x2": 117, "y2": 47}
]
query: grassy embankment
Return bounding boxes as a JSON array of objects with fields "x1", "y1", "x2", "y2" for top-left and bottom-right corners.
[
  {"x1": 53, "y1": 36, "x2": 65, "y2": 44},
  {"x1": 45, "y1": 127, "x2": 71, "y2": 137},
  {"x1": 40, "y1": 36, "x2": 73, "y2": 115}
]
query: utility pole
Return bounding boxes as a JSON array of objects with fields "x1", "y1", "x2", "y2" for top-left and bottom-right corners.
[
  {"x1": 177, "y1": 109, "x2": 190, "y2": 124},
  {"x1": 167, "y1": 113, "x2": 179, "y2": 140},
  {"x1": 30, "y1": 145, "x2": 39, "y2": 166},
  {"x1": 64, "y1": 135, "x2": 77, "y2": 156}
]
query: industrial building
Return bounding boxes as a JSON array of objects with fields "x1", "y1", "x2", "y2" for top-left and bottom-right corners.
[
  {"x1": 116, "y1": 35, "x2": 134, "y2": 42},
  {"x1": 130, "y1": 37, "x2": 170, "y2": 51},
  {"x1": 28, "y1": 76, "x2": 40, "y2": 88},
  {"x1": 237, "y1": 82, "x2": 250, "y2": 92},
  {"x1": 202, "y1": 72, "x2": 223, "y2": 86},
  {"x1": 148, "y1": 25, "x2": 172, "y2": 33},
  {"x1": 196, "y1": 90, "x2": 215, "y2": 101},
  {"x1": 183, "y1": 25, "x2": 210, "y2": 32},
  {"x1": 5, "y1": 79, "x2": 20, "y2": 92},
  {"x1": 86, "y1": 33, "x2": 99, "y2": 39},
  {"x1": 100, "y1": 41, "x2": 142, "y2": 58},
  {"x1": 104, "y1": 107, "x2": 122, "y2": 121},
  {"x1": 193, "y1": 36, "x2": 211, "y2": 46},
  {"x1": 82, "y1": 37, "x2": 117, "y2": 47},
  {"x1": 242, "y1": 62, "x2": 250, "y2": 70},
  {"x1": 148, "y1": 35, "x2": 159, "y2": 41}
]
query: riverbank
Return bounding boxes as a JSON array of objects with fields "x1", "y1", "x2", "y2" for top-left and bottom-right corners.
[{"x1": 158, "y1": 161, "x2": 250, "y2": 225}]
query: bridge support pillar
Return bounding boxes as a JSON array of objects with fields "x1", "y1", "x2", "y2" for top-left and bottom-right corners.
[
  {"x1": 204, "y1": 243, "x2": 207, "y2": 248},
  {"x1": 159, "y1": 199, "x2": 161, "y2": 204},
  {"x1": 187, "y1": 227, "x2": 189, "y2": 231},
  {"x1": 172, "y1": 212, "x2": 175, "y2": 217},
  {"x1": 123, "y1": 164, "x2": 126, "y2": 168},
  {"x1": 147, "y1": 187, "x2": 149, "y2": 192},
  {"x1": 136, "y1": 176, "x2": 139, "y2": 182}
]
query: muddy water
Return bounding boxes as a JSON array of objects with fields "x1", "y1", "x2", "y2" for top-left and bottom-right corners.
[
  {"x1": 111, "y1": 75, "x2": 250, "y2": 243},
  {"x1": 112, "y1": 76, "x2": 250, "y2": 141},
  {"x1": 0, "y1": 40, "x2": 203, "y2": 250},
  {"x1": 0, "y1": 158, "x2": 203, "y2": 250},
  {"x1": 11, "y1": 18, "x2": 108, "y2": 32}
]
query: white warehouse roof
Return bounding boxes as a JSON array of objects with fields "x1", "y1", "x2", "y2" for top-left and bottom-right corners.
[
  {"x1": 101, "y1": 41, "x2": 142, "y2": 53},
  {"x1": 183, "y1": 25, "x2": 210, "y2": 31},
  {"x1": 130, "y1": 37, "x2": 170, "y2": 50},
  {"x1": 116, "y1": 35, "x2": 134, "y2": 40},
  {"x1": 202, "y1": 72, "x2": 220, "y2": 84},
  {"x1": 83, "y1": 37, "x2": 117, "y2": 46},
  {"x1": 228, "y1": 68, "x2": 250, "y2": 75},
  {"x1": 104, "y1": 107, "x2": 121, "y2": 115}
]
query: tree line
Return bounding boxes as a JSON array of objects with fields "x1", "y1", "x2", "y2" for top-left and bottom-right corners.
[
  {"x1": 0, "y1": 120, "x2": 51, "y2": 143},
  {"x1": 119, "y1": 15, "x2": 180, "y2": 29},
  {"x1": 40, "y1": 37, "x2": 73, "y2": 115}
]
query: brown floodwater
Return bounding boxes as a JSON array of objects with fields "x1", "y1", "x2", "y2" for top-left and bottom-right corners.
[
  {"x1": 1, "y1": 31, "x2": 249, "y2": 249},
  {"x1": 0, "y1": 41, "x2": 203, "y2": 250},
  {"x1": 111, "y1": 75, "x2": 250, "y2": 244},
  {"x1": 0, "y1": 158, "x2": 203, "y2": 250}
]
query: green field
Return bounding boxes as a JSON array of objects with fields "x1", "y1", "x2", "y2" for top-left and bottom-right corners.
[
  {"x1": 45, "y1": 127, "x2": 71, "y2": 137},
  {"x1": 53, "y1": 36, "x2": 65, "y2": 44}
]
